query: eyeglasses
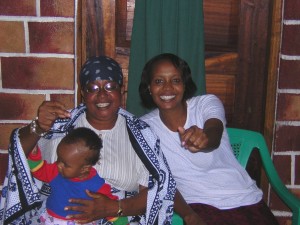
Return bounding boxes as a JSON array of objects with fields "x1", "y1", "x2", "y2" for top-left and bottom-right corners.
[{"x1": 85, "y1": 82, "x2": 119, "y2": 94}]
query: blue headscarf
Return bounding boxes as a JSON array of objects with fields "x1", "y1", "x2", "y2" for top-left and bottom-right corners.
[{"x1": 79, "y1": 56, "x2": 123, "y2": 87}]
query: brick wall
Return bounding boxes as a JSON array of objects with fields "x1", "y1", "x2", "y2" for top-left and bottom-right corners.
[
  {"x1": 271, "y1": 0, "x2": 300, "y2": 224},
  {"x1": 0, "y1": 0, "x2": 77, "y2": 188}
]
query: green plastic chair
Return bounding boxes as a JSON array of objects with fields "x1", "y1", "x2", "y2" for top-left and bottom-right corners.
[
  {"x1": 172, "y1": 212, "x2": 184, "y2": 225},
  {"x1": 172, "y1": 128, "x2": 300, "y2": 225},
  {"x1": 227, "y1": 128, "x2": 300, "y2": 225}
]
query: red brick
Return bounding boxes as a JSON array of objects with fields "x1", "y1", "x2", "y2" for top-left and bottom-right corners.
[
  {"x1": 276, "y1": 216, "x2": 292, "y2": 225},
  {"x1": 269, "y1": 189, "x2": 291, "y2": 211},
  {"x1": 291, "y1": 188, "x2": 300, "y2": 199},
  {"x1": 0, "y1": 94, "x2": 45, "y2": 120},
  {"x1": 50, "y1": 94, "x2": 75, "y2": 109},
  {"x1": 279, "y1": 60, "x2": 300, "y2": 89},
  {"x1": 296, "y1": 155, "x2": 300, "y2": 185},
  {"x1": 284, "y1": 0, "x2": 300, "y2": 20},
  {"x1": 0, "y1": 123, "x2": 25, "y2": 149},
  {"x1": 0, "y1": 0, "x2": 36, "y2": 16},
  {"x1": 275, "y1": 125, "x2": 300, "y2": 151},
  {"x1": 277, "y1": 94, "x2": 300, "y2": 121},
  {"x1": 41, "y1": 0, "x2": 74, "y2": 17},
  {"x1": 28, "y1": 22, "x2": 74, "y2": 54},
  {"x1": 281, "y1": 25, "x2": 300, "y2": 55},
  {"x1": 0, "y1": 153, "x2": 8, "y2": 186},
  {"x1": 0, "y1": 22, "x2": 25, "y2": 53},
  {"x1": 2, "y1": 57, "x2": 74, "y2": 89},
  {"x1": 273, "y1": 155, "x2": 291, "y2": 184}
]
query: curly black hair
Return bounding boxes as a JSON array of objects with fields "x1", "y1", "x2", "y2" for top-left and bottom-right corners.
[{"x1": 139, "y1": 53, "x2": 197, "y2": 109}]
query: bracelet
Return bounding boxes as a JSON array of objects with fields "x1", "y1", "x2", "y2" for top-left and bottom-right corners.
[
  {"x1": 117, "y1": 199, "x2": 123, "y2": 217},
  {"x1": 30, "y1": 117, "x2": 48, "y2": 137}
]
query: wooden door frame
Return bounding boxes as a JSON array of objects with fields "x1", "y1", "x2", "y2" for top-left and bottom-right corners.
[
  {"x1": 263, "y1": 0, "x2": 282, "y2": 201},
  {"x1": 265, "y1": 0, "x2": 282, "y2": 154}
]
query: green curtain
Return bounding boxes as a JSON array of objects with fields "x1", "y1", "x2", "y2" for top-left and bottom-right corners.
[{"x1": 126, "y1": 0, "x2": 206, "y2": 117}]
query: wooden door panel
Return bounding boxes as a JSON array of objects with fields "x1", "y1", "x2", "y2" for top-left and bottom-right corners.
[
  {"x1": 206, "y1": 74, "x2": 236, "y2": 124},
  {"x1": 205, "y1": 52, "x2": 238, "y2": 125}
]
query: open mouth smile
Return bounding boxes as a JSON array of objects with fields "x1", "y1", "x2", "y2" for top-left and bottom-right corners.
[
  {"x1": 96, "y1": 103, "x2": 110, "y2": 108},
  {"x1": 160, "y1": 95, "x2": 175, "y2": 101}
]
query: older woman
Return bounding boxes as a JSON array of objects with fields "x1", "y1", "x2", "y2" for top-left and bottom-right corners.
[
  {"x1": 0, "y1": 56, "x2": 202, "y2": 225},
  {"x1": 139, "y1": 53, "x2": 279, "y2": 225}
]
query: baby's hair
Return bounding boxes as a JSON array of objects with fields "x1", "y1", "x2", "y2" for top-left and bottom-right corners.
[{"x1": 60, "y1": 127, "x2": 102, "y2": 165}]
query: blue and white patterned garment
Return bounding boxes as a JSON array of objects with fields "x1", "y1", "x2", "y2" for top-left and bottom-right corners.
[{"x1": 0, "y1": 104, "x2": 176, "y2": 225}]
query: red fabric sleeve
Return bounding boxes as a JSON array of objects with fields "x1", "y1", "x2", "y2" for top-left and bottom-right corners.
[
  {"x1": 28, "y1": 147, "x2": 58, "y2": 183},
  {"x1": 28, "y1": 147, "x2": 42, "y2": 161},
  {"x1": 97, "y1": 183, "x2": 118, "y2": 200},
  {"x1": 28, "y1": 147, "x2": 58, "y2": 182},
  {"x1": 32, "y1": 162, "x2": 59, "y2": 183}
]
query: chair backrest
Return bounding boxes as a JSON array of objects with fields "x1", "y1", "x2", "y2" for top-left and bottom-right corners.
[
  {"x1": 227, "y1": 127, "x2": 300, "y2": 219},
  {"x1": 227, "y1": 127, "x2": 280, "y2": 179},
  {"x1": 227, "y1": 128, "x2": 268, "y2": 168}
]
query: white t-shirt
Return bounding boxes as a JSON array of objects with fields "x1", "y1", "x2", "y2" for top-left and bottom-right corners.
[
  {"x1": 141, "y1": 95, "x2": 262, "y2": 209},
  {"x1": 39, "y1": 112, "x2": 149, "y2": 192}
]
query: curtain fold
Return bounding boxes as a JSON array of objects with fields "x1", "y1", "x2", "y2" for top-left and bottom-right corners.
[{"x1": 126, "y1": 0, "x2": 206, "y2": 116}]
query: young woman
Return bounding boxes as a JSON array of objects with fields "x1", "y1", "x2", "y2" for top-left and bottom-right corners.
[{"x1": 139, "y1": 53, "x2": 279, "y2": 225}]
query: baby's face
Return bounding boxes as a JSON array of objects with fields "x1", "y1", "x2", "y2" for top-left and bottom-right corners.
[{"x1": 56, "y1": 142, "x2": 89, "y2": 179}]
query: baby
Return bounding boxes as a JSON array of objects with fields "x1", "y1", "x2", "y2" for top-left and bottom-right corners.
[{"x1": 28, "y1": 127, "x2": 125, "y2": 225}]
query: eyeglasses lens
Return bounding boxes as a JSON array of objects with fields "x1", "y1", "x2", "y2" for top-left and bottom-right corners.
[{"x1": 86, "y1": 83, "x2": 118, "y2": 93}]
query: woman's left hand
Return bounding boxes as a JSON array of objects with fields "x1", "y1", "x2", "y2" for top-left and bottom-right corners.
[
  {"x1": 65, "y1": 190, "x2": 118, "y2": 223},
  {"x1": 178, "y1": 126, "x2": 208, "y2": 152}
]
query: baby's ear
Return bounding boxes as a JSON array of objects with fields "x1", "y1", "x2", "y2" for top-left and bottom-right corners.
[{"x1": 82, "y1": 165, "x2": 92, "y2": 173}]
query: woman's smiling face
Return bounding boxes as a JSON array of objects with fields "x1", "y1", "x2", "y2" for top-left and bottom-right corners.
[
  {"x1": 82, "y1": 79, "x2": 122, "y2": 127},
  {"x1": 149, "y1": 60, "x2": 185, "y2": 111}
]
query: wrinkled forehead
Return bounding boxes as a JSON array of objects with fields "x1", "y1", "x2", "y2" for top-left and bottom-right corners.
[{"x1": 79, "y1": 56, "x2": 123, "y2": 87}]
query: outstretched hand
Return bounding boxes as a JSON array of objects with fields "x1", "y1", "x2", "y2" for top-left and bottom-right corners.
[
  {"x1": 178, "y1": 126, "x2": 208, "y2": 153},
  {"x1": 65, "y1": 190, "x2": 117, "y2": 223}
]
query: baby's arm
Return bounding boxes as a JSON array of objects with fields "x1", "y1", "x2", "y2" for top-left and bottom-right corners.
[{"x1": 27, "y1": 146, "x2": 58, "y2": 182}]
